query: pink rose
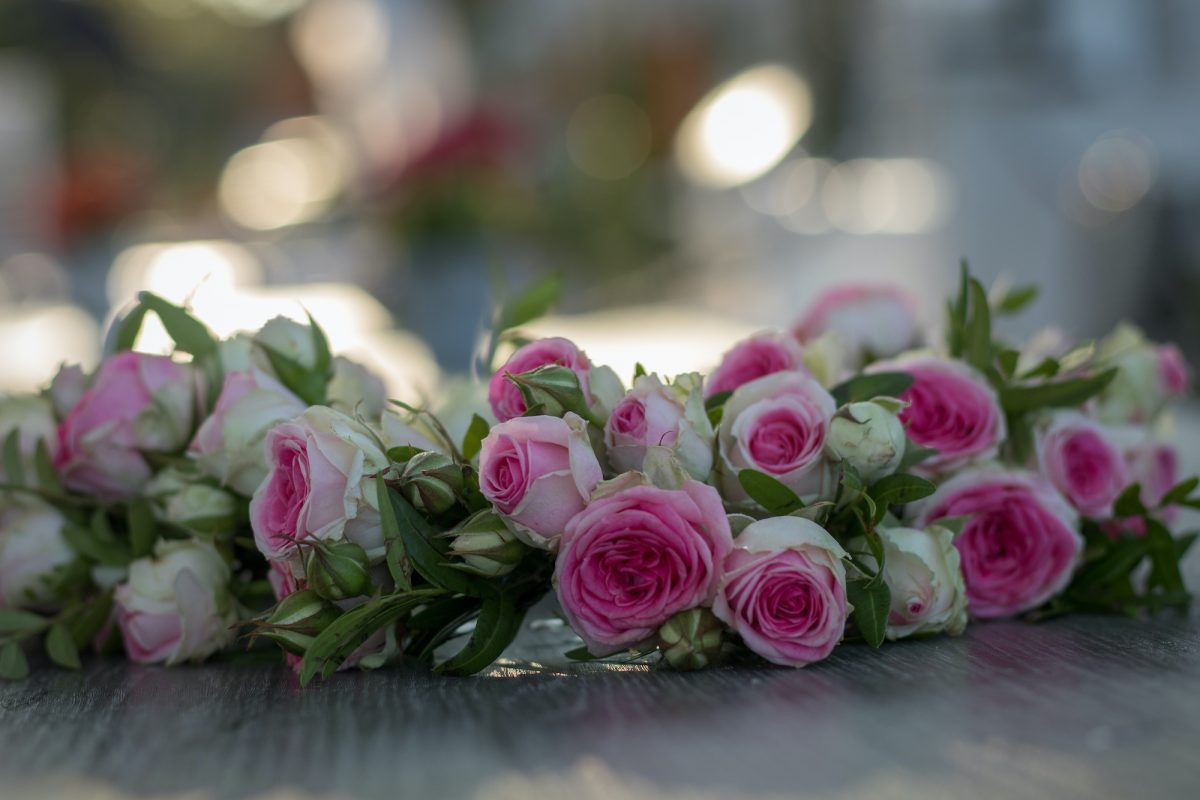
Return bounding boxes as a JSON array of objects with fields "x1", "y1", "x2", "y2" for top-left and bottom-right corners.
[
  {"x1": 1102, "y1": 435, "x2": 1180, "y2": 537},
  {"x1": 1037, "y1": 413, "x2": 1129, "y2": 517},
  {"x1": 250, "y1": 406, "x2": 389, "y2": 563},
  {"x1": 189, "y1": 369, "x2": 307, "y2": 496},
  {"x1": 706, "y1": 333, "x2": 807, "y2": 398},
  {"x1": 478, "y1": 413, "x2": 602, "y2": 549},
  {"x1": 874, "y1": 356, "x2": 1005, "y2": 473},
  {"x1": 713, "y1": 516, "x2": 849, "y2": 667},
  {"x1": 488, "y1": 337, "x2": 593, "y2": 422},
  {"x1": 717, "y1": 371, "x2": 836, "y2": 502},
  {"x1": 114, "y1": 540, "x2": 235, "y2": 665},
  {"x1": 605, "y1": 374, "x2": 713, "y2": 481},
  {"x1": 55, "y1": 352, "x2": 195, "y2": 499},
  {"x1": 554, "y1": 480, "x2": 733, "y2": 654},
  {"x1": 1157, "y1": 344, "x2": 1190, "y2": 398},
  {"x1": 792, "y1": 283, "x2": 920, "y2": 365},
  {"x1": 914, "y1": 470, "x2": 1082, "y2": 618}
]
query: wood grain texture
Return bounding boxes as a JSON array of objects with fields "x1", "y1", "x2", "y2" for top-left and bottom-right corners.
[{"x1": 1, "y1": 612, "x2": 1197, "y2": 800}]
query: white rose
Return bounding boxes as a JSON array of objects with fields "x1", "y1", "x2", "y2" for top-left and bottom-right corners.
[
  {"x1": 0, "y1": 394, "x2": 58, "y2": 484},
  {"x1": 1094, "y1": 322, "x2": 1176, "y2": 424},
  {"x1": 824, "y1": 398, "x2": 907, "y2": 484},
  {"x1": 145, "y1": 468, "x2": 238, "y2": 535},
  {"x1": 875, "y1": 525, "x2": 967, "y2": 640},
  {"x1": 254, "y1": 316, "x2": 321, "y2": 371},
  {"x1": 328, "y1": 356, "x2": 388, "y2": 421},
  {"x1": 0, "y1": 499, "x2": 75, "y2": 609}
]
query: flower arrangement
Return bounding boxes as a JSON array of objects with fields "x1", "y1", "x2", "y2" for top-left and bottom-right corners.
[{"x1": 0, "y1": 267, "x2": 1194, "y2": 682}]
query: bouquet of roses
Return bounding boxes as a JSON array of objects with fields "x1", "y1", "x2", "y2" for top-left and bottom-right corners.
[{"x1": 0, "y1": 266, "x2": 1194, "y2": 682}]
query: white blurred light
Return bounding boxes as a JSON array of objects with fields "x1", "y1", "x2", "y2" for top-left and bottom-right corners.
[
  {"x1": 107, "y1": 240, "x2": 262, "y2": 308},
  {"x1": 290, "y1": 0, "x2": 388, "y2": 88},
  {"x1": 0, "y1": 304, "x2": 99, "y2": 392},
  {"x1": 676, "y1": 64, "x2": 812, "y2": 188},
  {"x1": 1078, "y1": 131, "x2": 1155, "y2": 213},
  {"x1": 566, "y1": 95, "x2": 651, "y2": 181},
  {"x1": 884, "y1": 159, "x2": 949, "y2": 233}
]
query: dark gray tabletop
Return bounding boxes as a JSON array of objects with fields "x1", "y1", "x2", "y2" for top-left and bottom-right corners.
[{"x1": 1, "y1": 611, "x2": 1197, "y2": 800}]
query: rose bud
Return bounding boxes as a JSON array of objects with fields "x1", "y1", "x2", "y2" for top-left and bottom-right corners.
[
  {"x1": 448, "y1": 511, "x2": 526, "y2": 577},
  {"x1": 792, "y1": 283, "x2": 921, "y2": 368},
  {"x1": 114, "y1": 539, "x2": 236, "y2": 665},
  {"x1": 1036, "y1": 412, "x2": 1129, "y2": 518},
  {"x1": 0, "y1": 394, "x2": 59, "y2": 485},
  {"x1": 717, "y1": 371, "x2": 837, "y2": 504},
  {"x1": 0, "y1": 498, "x2": 76, "y2": 609},
  {"x1": 488, "y1": 337, "x2": 624, "y2": 423},
  {"x1": 705, "y1": 332, "x2": 807, "y2": 398},
  {"x1": 713, "y1": 516, "x2": 849, "y2": 667},
  {"x1": 303, "y1": 539, "x2": 372, "y2": 602},
  {"x1": 190, "y1": 369, "x2": 307, "y2": 497},
  {"x1": 253, "y1": 316, "x2": 323, "y2": 372},
  {"x1": 256, "y1": 589, "x2": 342, "y2": 654},
  {"x1": 605, "y1": 373, "x2": 714, "y2": 482},
  {"x1": 657, "y1": 608, "x2": 725, "y2": 671},
  {"x1": 328, "y1": 356, "x2": 388, "y2": 422},
  {"x1": 478, "y1": 413, "x2": 603, "y2": 550},
  {"x1": 824, "y1": 398, "x2": 907, "y2": 484},
  {"x1": 1094, "y1": 323, "x2": 1191, "y2": 424},
  {"x1": 871, "y1": 355, "x2": 1005, "y2": 474},
  {"x1": 913, "y1": 469, "x2": 1082, "y2": 618},
  {"x1": 145, "y1": 468, "x2": 238, "y2": 537},
  {"x1": 399, "y1": 451, "x2": 465, "y2": 515},
  {"x1": 55, "y1": 352, "x2": 195, "y2": 499},
  {"x1": 873, "y1": 525, "x2": 968, "y2": 640}
]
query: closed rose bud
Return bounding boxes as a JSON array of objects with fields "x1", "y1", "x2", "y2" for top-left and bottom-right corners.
[
  {"x1": 448, "y1": 511, "x2": 526, "y2": 576},
  {"x1": 328, "y1": 356, "x2": 388, "y2": 421},
  {"x1": 825, "y1": 399, "x2": 907, "y2": 484},
  {"x1": 304, "y1": 539, "x2": 372, "y2": 601},
  {"x1": 254, "y1": 316, "x2": 321, "y2": 371},
  {"x1": 657, "y1": 608, "x2": 725, "y2": 671},
  {"x1": 400, "y1": 451, "x2": 465, "y2": 515},
  {"x1": 874, "y1": 526, "x2": 968, "y2": 640},
  {"x1": 146, "y1": 468, "x2": 238, "y2": 536},
  {"x1": 260, "y1": 588, "x2": 342, "y2": 651}
]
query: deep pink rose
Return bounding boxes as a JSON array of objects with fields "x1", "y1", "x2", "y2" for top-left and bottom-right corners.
[
  {"x1": 915, "y1": 470, "x2": 1082, "y2": 618},
  {"x1": 1157, "y1": 344, "x2": 1190, "y2": 397},
  {"x1": 1103, "y1": 437, "x2": 1180, "y2": 537},
  {"x1": 717, "y1": 371, "x2": 836, "y2": 502},
  {"x1": 792, "y1": 283, "x2": 920, "y2": 364},
  {"x1": 554, "y1": 480, "x2": 733, "y2": 654},
  {"x1": 250, "y1": 407, "x2": 388, "y2": 562},
  {"x1": 55, "y1": 352, "x2": 194, "y2": 499},
  {"x1": 478, "y1": 413, "x2": 602, "y2": 549},
  {"x1": 1037, "y1": 413, "x2": 1129, "y2": 517},
  {"x1": 874, "y1": 356, "x2": 1005, "y2": 473},
  {"x1": 488, "y1": 337, "x2": 592, "y2": 422},
  {"x1": 706, "y1": 333, "x2": 807, "y2": 398},
  {"x1": 713, "y1": 516, "x2": 849, "y2": 667}
]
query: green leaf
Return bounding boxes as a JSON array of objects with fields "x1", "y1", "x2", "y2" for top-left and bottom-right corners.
[
  {"x1": 436, "y1": 590, "x2": 523, "y2": 676},
  {"x1": 995, "y1": 284, "x2": 1038, "y2": 314},
  {"x1": 386, "y1": 445, "x2": 423, "y2": 464},
  {"x1": 386, "y1": 488, "x2": 486, "y2": 597},
  {"x1": 897, "y1": 437, "x2": 937, "y2": 471},
  {"x1": 137, "y1": 292, "x2": 219, "y2": 357},
  {"x1": 963, "y1": 278, "x2": 992, "y2": 372},
  {"x1": 500, "y1": 274, "x2": 561, "y2": 331},
  {"x1": 1145, "y1": 519, "x2": 1187, "y2": 605},
  {"x1": 633, "y1": 363, "x2": 648, "y2": 380},
  {"x1": 1160, "y1": 477, "x2": 1200, "y2": 508},
  {"x1": 63, "y1": 522, "x2": 132, "y2": 568},
  {"x1": 407, "y1": 596, "x2": 481, "y2": 662},
  {"x1": 1113, "y1": 484, "x2": 1146, "y2": 518},
  {"x1": 1019, "y1": 357, "x2": 1060, "y2": 380},
  {"x1": 45, "y1": 624, "x2": 81, "y2": 670},
  {"x1": 33, "y1": 439, "x2": 63, "y2": 495},
  {"x1": 261, "y1": 345, "x2": 327, "y2": 406},
  {"x1": 830, "y1": 372, "x2": 913, "y2": 406},
  {"x1": 507, "y1": 365, "x2": 594, "y2": 423},
  {"x1": 737, "y1": 470, "x2": 804, "y2": 515},
  {"x1": 127, "y1": 499, "x2": 157, "y2": 558},
  {"x1": 2, "y1": 429, "x2": 23, "y2": 486},
  {"x1": 68, "y1": 593, "x2": 114, "y2": 649},
  {"x1": 0, "y1": 609, "x2": 46, "y2": 635},
  {"x1": 846, "y1": 578, "x2": 890, "y2": 648},
  {"x1": 461, "y1": 414, "x2": 490, "y2": 462},
  {"x1": 305, "y1": 310, "x2": 333, "y2": 379},
  {"x1": 376, "y1": 474, "x2": 413, "y2": 592},
  {"x1": 110, "y1": 303, "x2": 149, "y2": 353},
  {"x1": 868, "y1": 474, "x2": 937, "y2": 522},
  {"x1": 0, "y1": 642, "x2": 29, "y2": 681},
  {"x1": 1070, "y1": 536, "x2": 1148, "y2": 595},
  {"x1": 564, "y1": 645, "x2": 603, "y2": 661},
  {"x1": 946, "y1": 260, "x2": 970, "y2": 357},
  {"x1": 996, "y1": 348, "x2": 1020, "y2": 379},
  {"x1": 704, "y1": 390, "x2": 732, "y2": 411},
  {"x1": 999, "y1": 368, "x2": 1119, "y2": 414}
]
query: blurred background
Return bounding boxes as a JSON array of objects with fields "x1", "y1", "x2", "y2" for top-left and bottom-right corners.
[{"x1": 2, "y1": 0, "x2": 1198, "y2": 399}]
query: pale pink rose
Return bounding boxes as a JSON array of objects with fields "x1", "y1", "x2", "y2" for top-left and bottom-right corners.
[
  {"x1": 250, "y1": 407, "x2": 388, "y2": 562},
  {"x1": 604, "y1": 374, "x2": 713, "y2": 481},
  {"x1": 713, "y1": 516, "x2": 848, "y2": 667},
  {"x1": 717, "y1": 371, "x2": 836, "y2": 502},
  {"x1": 873, "y1": 356, "x2": 1005, "y2": 473},
  {"x1": 114, "y1": 540, "x2": 235, "y2": 665},
  {"x1": 48, "y1": 363, "x2": 87, "y2": 418},
  {"x1": 190, "y1": 369, "x2": 307, "y2": 496},
  {"x1": 792, "y1": 283, "x2": 920, "y2": 365},
  {"x1": 478, "y1": 413, "x2": 602, "y2": 549},
  {"x1": 555, "y1": 480, "x2": 733, "y2": 654},
  {"x1": 0, "y1": 499, "x2": 75, "y2": 609},
  {"x1": 1036, "y1": 413, "x2": 1129, "y2": 517},
  {"x1": 914, "y1": 470, "x2": 1082, "y2": 618},
  {"x1": 706, "y1": 333, "x2": 807, "y2": 398},
  {"x1": 55, "y1": 352, "x2": 194, "y2": 499},
  {"x1": 1101, "y1": 437, "x2": 1180, "y2": 538},
  {"x1": 1157, "y1": 344, "x2": 1190, "y2": 398},
  {"x1": 488, "y1": 337, "x2": 592, "y2": 422}
]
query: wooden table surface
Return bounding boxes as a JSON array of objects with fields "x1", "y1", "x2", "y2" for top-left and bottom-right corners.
[{"x1": 1, "y1": 611, "x2": 1197, "y2": 800}]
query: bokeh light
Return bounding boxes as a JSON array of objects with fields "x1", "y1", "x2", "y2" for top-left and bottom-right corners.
[{"x1": 566, "y1": 95, "x2": 652, "y2": 181}]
